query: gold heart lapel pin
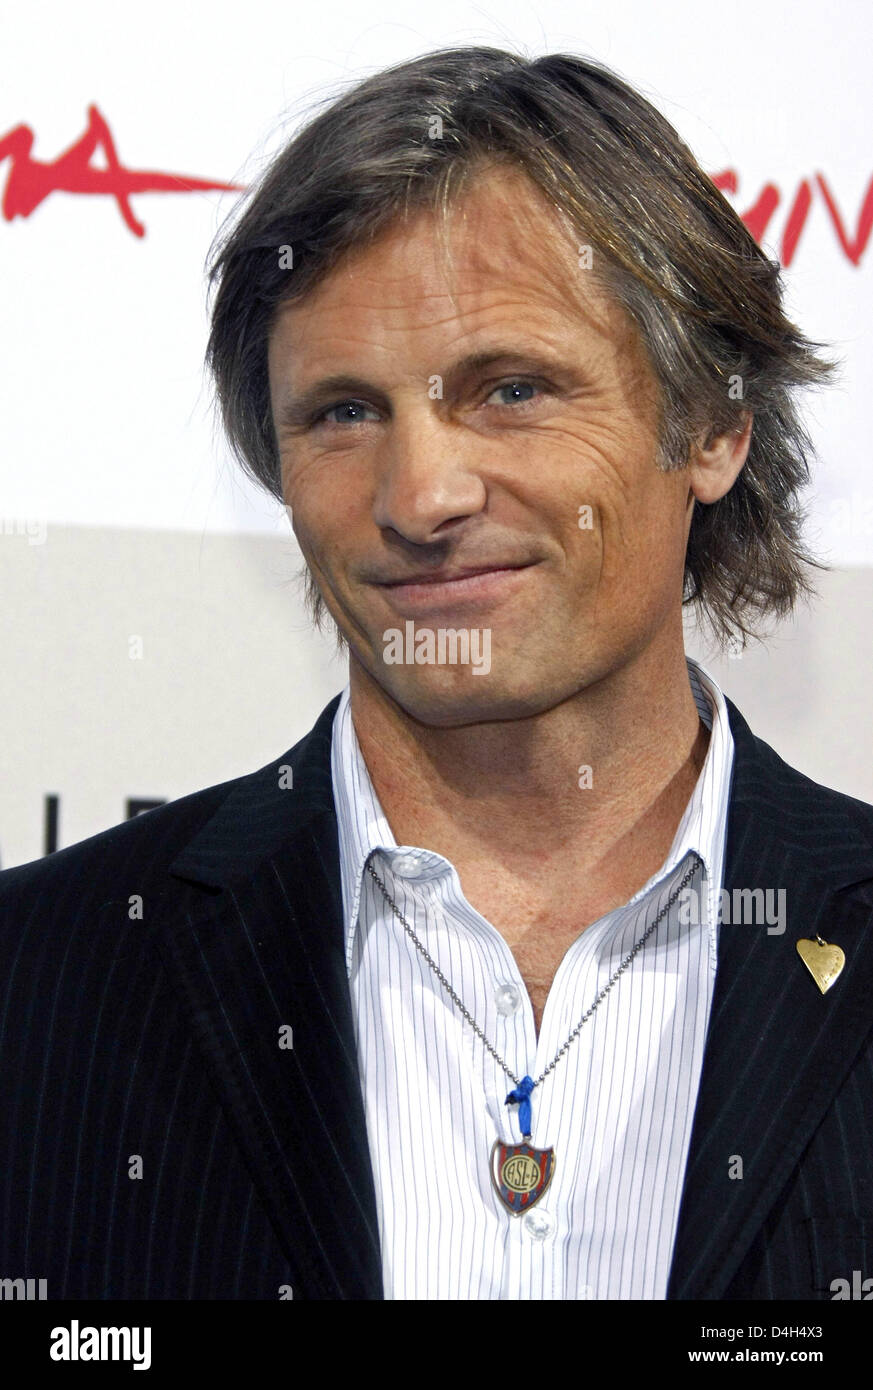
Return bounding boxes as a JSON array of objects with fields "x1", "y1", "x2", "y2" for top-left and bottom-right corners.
[{"x1": 796, "y1": 935, "x2": 846, "y2": 995}]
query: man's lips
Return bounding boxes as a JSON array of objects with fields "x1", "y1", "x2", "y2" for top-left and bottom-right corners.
[
  {"x1": 378, "y1": 562, "x2": 533, "y2": 588},
  {"x1": 370, "y1": 561, "x2": 538, "y2": 612}
]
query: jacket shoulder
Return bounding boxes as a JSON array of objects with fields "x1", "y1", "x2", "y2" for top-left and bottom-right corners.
[
  {"x1": 0, "y1": 694, "x2": 342, "y2": 927},
  {"x1": 0, "y1": 759, "x2": 281, "y2": 913},
  {"x1": 726, "y1": 695, "x2": 873, "y2": 873}
]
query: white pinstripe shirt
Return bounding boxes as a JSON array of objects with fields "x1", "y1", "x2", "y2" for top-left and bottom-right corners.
[{"x1": 331, "y1": 658, "x2": 734, "y2": 1300}]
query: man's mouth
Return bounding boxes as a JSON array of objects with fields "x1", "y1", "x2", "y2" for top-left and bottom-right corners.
[{"x1": 373, "y1": 562, "x2": 538, "y2": 613}]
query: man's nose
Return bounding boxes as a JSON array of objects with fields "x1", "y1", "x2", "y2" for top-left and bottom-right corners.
[{"x1": 371, "y1": 404, "x2": 488, "y2": 543}]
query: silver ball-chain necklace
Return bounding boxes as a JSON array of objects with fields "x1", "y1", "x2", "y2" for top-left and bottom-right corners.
[{"x1": 366, "y1": 851, "x2": 704, "y2": 1215}]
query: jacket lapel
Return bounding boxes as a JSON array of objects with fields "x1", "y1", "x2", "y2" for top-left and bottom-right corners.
[
  {"x1": 153, "y1": 695, "x2": 384, "y2": 1300},
  {"x1": 667, "y1": 697, "x2": 873, "y2": 1298}
]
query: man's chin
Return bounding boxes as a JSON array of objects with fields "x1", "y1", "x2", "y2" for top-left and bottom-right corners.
[{"x1": 374, "y1": 670, "x2": 561, "y2": 730}]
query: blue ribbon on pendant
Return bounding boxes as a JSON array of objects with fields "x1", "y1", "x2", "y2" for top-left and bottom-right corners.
[{"x1": 505, "y1": 1074, "x2": 535, "y2": 1138}]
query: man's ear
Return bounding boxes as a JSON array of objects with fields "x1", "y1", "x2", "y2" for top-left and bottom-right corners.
[{"x1": 687, "y1": 413, "x2": 753, "y2": 505}]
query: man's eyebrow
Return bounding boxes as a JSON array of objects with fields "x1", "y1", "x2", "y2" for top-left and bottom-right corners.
[{"x1": 274, "y1": 348, "x2": 576, "y2": 432}]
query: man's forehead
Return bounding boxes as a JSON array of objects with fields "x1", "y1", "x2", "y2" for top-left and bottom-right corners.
[{"x1": 268, "y1": 171, "x2": 618, "y2": 353}]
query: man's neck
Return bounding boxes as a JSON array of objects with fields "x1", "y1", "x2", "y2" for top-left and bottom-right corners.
[{"x1": 348, "y1": 640, "x2": 710, "y2": 935}]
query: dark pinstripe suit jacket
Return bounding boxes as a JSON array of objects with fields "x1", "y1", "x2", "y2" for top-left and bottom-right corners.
[{"x1": 2, "y1": 692, "x2": 873, "y2": 1300}]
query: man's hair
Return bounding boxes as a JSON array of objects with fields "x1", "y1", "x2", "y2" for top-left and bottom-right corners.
[{"x1": 204, "y1": 45, "x2": 837, "y2": 649}]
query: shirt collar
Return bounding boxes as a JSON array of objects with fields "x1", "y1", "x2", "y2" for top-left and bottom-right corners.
[{"x1": 331, "y1": 656, "x2": 734, "y2": 976}]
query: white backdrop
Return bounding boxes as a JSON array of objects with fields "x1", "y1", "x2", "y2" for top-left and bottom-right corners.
[{"x1": 1, "y1": 0, "x2": 871, "y2": 868}]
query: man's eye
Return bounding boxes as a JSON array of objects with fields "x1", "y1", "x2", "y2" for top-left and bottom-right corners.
[
  {"x1": 484, "y1": 380, "x2": 541, "y2": 408},
  {"x1": 314, "y1": 400, "x2": 379, "y2": 427}
]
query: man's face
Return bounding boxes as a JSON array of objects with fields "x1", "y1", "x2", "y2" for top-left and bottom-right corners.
[{"x1": 268, "y1": 165, "x2": 693, "y2": 726}]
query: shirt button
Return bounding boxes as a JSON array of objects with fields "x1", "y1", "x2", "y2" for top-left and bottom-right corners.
[
  {"x1": 523, "y1": 1208, "x2": 554, "y2": 1240},
  {"x1": 390, "y1": 852, "x2": 422, "y2": 877},
  {"x1": 495, "y1": 982, "x2": 522, "y2": 1015}
]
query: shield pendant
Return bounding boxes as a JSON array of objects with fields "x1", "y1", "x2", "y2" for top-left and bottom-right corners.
[{"x1": 490, "y1": 1139, "x2": 556, "y2": 1215}]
